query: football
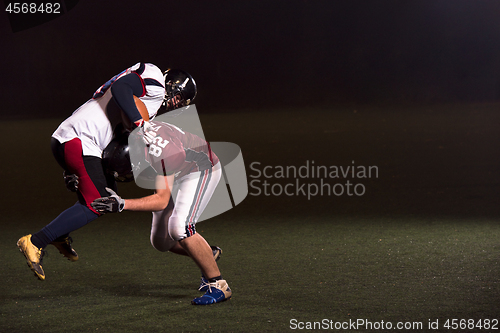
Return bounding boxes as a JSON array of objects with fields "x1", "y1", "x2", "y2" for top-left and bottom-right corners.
[
  {"x1": 134, "y1": 96, "x2": 149, "y2": 121},
  {"x1": 121, "y1": 96, "x2": 149, "y2": 131}
]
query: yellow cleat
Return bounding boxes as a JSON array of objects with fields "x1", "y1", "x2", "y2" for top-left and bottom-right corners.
[
  {"x1": 17, "y1": 234, "x2": 45, "y2": 280},
  {"x1": 51, "y1": 236, "x2": 79, "y2": 261}
]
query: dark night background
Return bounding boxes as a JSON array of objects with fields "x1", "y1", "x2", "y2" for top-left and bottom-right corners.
[
  {"x1": 2, "y1": 2, "x2": 500, "y2": 330},
  {"x1": 1, "y1": 0, "x2": 500, "y2": 118}
]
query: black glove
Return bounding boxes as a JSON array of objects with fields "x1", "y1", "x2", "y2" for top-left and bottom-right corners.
[
  {"x1": 91, "y1": 188, "x2": 125, "y2": 213},
  {"x1": 63, "y1": 171, "x2": 79, "y2": 192}
]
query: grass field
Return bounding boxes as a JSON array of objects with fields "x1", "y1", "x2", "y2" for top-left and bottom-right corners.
[{"x1": 1, "y1": 103, "x2": 499, "y2": 332}]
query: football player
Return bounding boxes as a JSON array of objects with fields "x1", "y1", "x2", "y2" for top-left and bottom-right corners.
[
  {"x1": 17, "y1": 63, "x2": 196, "y2": 281},
  {"x1": 90, "y1": 121, "x2": 232, "y2": 305}
]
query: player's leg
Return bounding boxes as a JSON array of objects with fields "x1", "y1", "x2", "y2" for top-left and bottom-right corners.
[
  {"x1": 46, "y1": 138, "x2": 84, "y2": 261},
  {"x1": 17, "y1": 138, "x2": 110, "y2": 280},
  {"x1": 150, "y1": 208, "x2": 221, "y2": 262},
  {"x1": 168, "y1": 164, "x2": 231, "y2": 304},
  {"x1": 150, "y1": 198, "x2": 222, "y2": 291},
  {"x1": 198, "y1": 245, "x2": 222, "y2": 291},
  {"x1": 150, "y1": 209, "x2": 222, "y2": 282},
  {"x1": 168, "y1": 166, "x2": 223, "y2": 279},
  {"x1": 150, "y1": 195, "x2": 219, "y2": 259},
  {"x1": 179, "y1": 233, "x2": 221, "y2": 279},
  {"x1": 32, "y1": 138, "x2": 111, "y2": 246},
  {"x1": 149, "y1": 196, "x2": 209, "y2": 260},
  {"x1": 150, "y1": 180, "x2": 221, "y2": 260},
  {"x1": 150, "y1": 197, "x2": 179, "y2": 252}
]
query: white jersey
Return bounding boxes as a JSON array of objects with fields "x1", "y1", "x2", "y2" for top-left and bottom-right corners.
[{"x1": 52, "y1": 63, "x2": 165, "y2": 158}]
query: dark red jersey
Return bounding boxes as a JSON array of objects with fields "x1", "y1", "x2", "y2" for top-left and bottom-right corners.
[{"x1": 145, "y1": 121, "x2": 219, "y2": 179}]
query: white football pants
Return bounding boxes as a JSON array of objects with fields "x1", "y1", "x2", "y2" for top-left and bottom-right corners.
[{"x1": 150, "y1": 162, "x2": 222, "y2": 252}]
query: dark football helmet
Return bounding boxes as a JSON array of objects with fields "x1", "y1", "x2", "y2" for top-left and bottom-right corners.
[
  {"x1": 102, "y1": 130, "x2": 134, "y2": 182},
  {"x1": 163, "y1": 69, "x2": 197, "y2": 111}
]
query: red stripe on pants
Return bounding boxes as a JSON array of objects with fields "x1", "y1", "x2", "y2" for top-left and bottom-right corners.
[
  {"x1": 64, "y1": 138, "x2": 102, "y2": 214},
  {"x1": 188, "y1": 170, "x2": 209, "y2": 223}
]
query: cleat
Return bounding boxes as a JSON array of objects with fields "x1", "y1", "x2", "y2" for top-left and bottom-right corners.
[
  {"x1": 198, "y1": 246, "x2": 222, "y2": 291},
  {"x1": 192, "y1": 279, "x2": 232, "y2": 305},
  {"x1": 198, "y1": 275, "x2": 210, "y2": 291},
  {"x1": 211, "y1": 245, "x2": 222, "y2": 262},
  {"x1": 51, "y1": 236, "x2": 79, "y2": 261},
  {"x1": 17, "y1": 234, "x2": 45, "y2": 281}
]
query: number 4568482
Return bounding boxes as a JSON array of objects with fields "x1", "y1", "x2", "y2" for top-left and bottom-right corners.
[{"x1": 5, "y1": 2, "x2": 61, "y2": 14}]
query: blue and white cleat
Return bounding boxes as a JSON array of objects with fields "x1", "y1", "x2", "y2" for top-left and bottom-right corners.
[
  {"x1": 192, "y1": 279, "x2": 232, "y2": 305},
  {"x1": 198, "y1": 275, "x2": 210, "y2": 291}
]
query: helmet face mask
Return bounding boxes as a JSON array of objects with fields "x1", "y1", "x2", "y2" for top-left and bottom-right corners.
[
  {"x1": 162, "y1": 69, "x2": 197, "y2": 112},
  {"x1": 164, "y1": 93, "x2": 187, "y2": 111}
]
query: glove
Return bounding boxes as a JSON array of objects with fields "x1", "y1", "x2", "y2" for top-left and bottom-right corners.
[
  {"x1": 138, "y1": 120, "x2": 156, "y2": 146},
  {"x1": 134, "y1": 120, "x2": 155, "y2": 135},
  {"x1": 91, "y1": 187, "x2": 125, "y2": 213},
  {"x1": 63, "y1": 171, "x2": 79, "y2": 192},
  {"x1": 141, "y1": 120, "x2": 154, "y2": 133}
]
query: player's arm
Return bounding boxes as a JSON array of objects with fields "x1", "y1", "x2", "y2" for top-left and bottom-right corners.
[
  {"x1": 91, "y1": 174, "x2": 174, "y2": 213},
  {"x1": 123, "y1": 174, "x2": 174, "y2": 211},
  {"x1": 110, "y1": 73, "x2": 149, "y2": 126}
]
